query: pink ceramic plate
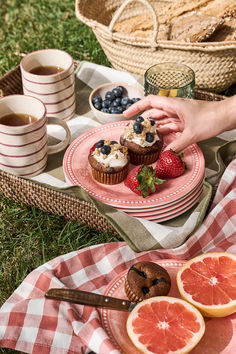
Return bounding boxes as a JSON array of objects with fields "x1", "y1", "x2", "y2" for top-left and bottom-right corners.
[
  {"x1": 63, "y1": 121, "x2": 205, "y2": 209},
  {"x1": 100, "y1": 259, "x2": 236, "y2": 354},
  {"x1": 119, "y1": 176, "x2": 204, "y2": 212},
  {"x1": 124, "y1": 186, "x2": 202, "y2": 221},
  {"x1": 127, "y1": 187, "x2": 203, "y2": 222},
  {"x1": 136, "y1": 187, "x2": 202, "y2": 222},
  {"x1": 120, "y1": 181, "x2": 203, "y2": 215}
]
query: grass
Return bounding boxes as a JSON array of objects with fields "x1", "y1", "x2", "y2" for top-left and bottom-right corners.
[
  {"x1": 0, "y1": 0, "x2": 110, "y2": 75},
  {"x1": 0, "y1": 197, "x2": 119, "y2": 299}
]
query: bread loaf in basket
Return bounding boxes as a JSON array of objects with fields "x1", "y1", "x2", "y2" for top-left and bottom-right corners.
[{"x1": 75, "y1": 0, "x2": 236, "y2": 92}]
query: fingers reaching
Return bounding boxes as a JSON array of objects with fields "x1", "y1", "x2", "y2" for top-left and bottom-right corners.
[
  {"x1": 155, "y1": 117, "x2": 183, "y2": 126},
  {"x1": 157, "y1": 123, "x2": 181, "y2": 135},
  {"x1": 121, "y1": 94, "x2": 199, "y2": 153},
  {"x1": 167, "y1": 131, "x2": 194, "y2": 153},
  {"x1": 123, "y1": 95, "x2": 179, "y2": 118},
  {"x1": 141, "y1": 108, "x2": 167, "y2": 119}
]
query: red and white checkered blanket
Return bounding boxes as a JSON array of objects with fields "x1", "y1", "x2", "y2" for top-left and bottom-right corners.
[{"x1": 0, "y1": 160, "x2": 236, "y2": 354}]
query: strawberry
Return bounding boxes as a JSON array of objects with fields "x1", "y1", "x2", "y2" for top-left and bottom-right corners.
[
  {"x1": 89, "y1": 143, "x2": 96, "y2": 155},
  {"x1": 156, "y1": 149, "x2": 187, "y2": 179},
  {"x1": 124, "y1": 164, "x2": 165, "y2": 198}
]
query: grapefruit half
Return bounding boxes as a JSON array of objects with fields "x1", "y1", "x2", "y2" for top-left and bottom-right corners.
[
  {"x1": 177, "y1": 252, "x2": 236, "y2": 317},
  {"x1": 126, "y1": 296, "x2": 205, "y2": 354}
]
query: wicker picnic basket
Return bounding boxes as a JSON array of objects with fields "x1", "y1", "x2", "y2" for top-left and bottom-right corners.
[
  {"x1": 75, "y1": 0, "x2": 236, "y2": 93},
  {"x1": 0, "y1": 61, "x2": 225, "y2": 236}
]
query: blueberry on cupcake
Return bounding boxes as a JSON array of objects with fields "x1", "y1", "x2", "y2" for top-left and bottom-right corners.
[{"x1": 120, "y1": 117, "x2": 163, "y2": 165}]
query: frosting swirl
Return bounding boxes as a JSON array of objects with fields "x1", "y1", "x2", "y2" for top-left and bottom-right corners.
[
  {"x1": 92, "y1": 140, "x2": 129, "y2": 168},
  {"x1": 123, "y1": 118, "x2": 160, "y2": 147}
]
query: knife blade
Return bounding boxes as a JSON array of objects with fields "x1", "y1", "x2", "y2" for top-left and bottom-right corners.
[{"x1": 45, "y1": 288, "x2": 136, "y2": 311}]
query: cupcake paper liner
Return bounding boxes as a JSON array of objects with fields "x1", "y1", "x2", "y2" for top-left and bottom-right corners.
[
  {"x1": 129, "y1": 149, "x2": 161, "y2": 165},
  {"x1": 91, "y1": 165, "x2": 129, "y2": 185}
]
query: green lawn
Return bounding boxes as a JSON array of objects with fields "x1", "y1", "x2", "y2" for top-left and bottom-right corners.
[{"x1": 0, "y1": 1, "x2": 117, "y2": 353}]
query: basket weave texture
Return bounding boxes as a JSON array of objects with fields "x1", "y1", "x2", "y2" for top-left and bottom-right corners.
[
  {"x1": 75, "y1": 0, "x2": 236, "y2": 93},
  {"x1": 0, "y1": 62, "x2": 224, "y2": 235}
]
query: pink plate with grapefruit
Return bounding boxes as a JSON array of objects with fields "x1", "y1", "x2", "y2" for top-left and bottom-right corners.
[{"x1": 100, "y1": 259, "x2": 236, "y2": 353}]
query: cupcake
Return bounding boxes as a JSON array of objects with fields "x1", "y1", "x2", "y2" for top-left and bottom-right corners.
[
  {"x1": 120, "y1": 116, "x2": 163, "y2": 165},
  {"x1": 88, "y1": 139, "x2": 130, "y2": 184},
  {"x1": 125, "y1": 261, "x2": 171, "y2": 303}
]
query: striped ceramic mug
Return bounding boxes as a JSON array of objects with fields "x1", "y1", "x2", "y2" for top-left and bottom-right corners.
[
  {"x1": 0, "y1": 95, "x2": 71, "y2": 177},
  {"x1": 20, "y1": 49, "x2": 75, "y2": 121}
]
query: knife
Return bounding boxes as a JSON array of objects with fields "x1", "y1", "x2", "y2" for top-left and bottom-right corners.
[{"x1": 45, "y1": 288, "x2": 136, "y2": 311}]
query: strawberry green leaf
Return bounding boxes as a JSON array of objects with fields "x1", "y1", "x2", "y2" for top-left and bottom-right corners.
[{"x1": 135, "y1": 165, "x2": 165, "y2": 198}]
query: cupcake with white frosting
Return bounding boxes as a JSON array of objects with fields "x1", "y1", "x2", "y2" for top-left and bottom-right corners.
[
  {"x1": 88, "y1": 139, "x2": 130, "y2": 184},
  {"x1": 120, "y1": 116, "x2": 163, "y2": 165}
]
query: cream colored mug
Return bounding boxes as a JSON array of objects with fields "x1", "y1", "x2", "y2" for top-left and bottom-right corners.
[
  {"x1": 20, "y1": 49, "x2": 75, "y2": 121},
  {"x1": 0, "y1": 95, "x2": 71, "y2": 177}
]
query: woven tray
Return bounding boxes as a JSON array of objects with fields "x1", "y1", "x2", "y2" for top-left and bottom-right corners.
[
  {"x1": 0, "y1": 61, "x2": 225, "y2": 236},
  {"x1": 75, "y1": 0, "x2": 236, "y2": 93}
]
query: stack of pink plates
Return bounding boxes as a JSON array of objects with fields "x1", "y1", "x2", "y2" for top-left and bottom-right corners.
[{"x1": 63, "y1": 121, "x2": 205, "y2": 222}]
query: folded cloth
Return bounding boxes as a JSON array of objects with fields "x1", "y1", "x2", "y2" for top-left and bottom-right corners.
[
  {"x1": 26, "y1": 61, "x2": 236, "y2": 252},
  {"x1": 0, "y1": 158, "x2": 236, "y2": 353}
]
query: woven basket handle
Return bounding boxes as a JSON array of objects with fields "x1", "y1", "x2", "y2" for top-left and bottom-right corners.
[{"x1": 109, "y1": 0, "x2": 159, "y2": 46}]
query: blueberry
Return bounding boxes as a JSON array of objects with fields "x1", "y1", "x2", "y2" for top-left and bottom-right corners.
[
  {"x1": 142, "y1": 286, "x2": 150, "y2": 295},
  {"x1": 133, "y1": 122, "x2": 143, "y2": 134},
  {"x1": 108, "y1": 106, "x2": 113, "y2": 113},
  {"x1": 101, "y1": 145, "x2": 111, "y2": 155},
  {"x1": 131, "y1": 97, "x2": 141, "y2": 103},
  {"x1": 111, "y1": 100, "x2": 120, "y2": 107},
  {"x1": 94, "y1": 101, "x2": 102, "y2": 110},
  {"x1": 149, "y1": 118, "x2": 155, "y2": 126},
  {"x1": 116, "y1": 106, "x2": 123, "y2": 114},
  {"x1": 102, "y1": 100, "x2": 111, "y2": 108},
  {"x1": 112, "y1": 88, "x2": 122, "y2": 97},
  {"x1": 136, "y1": 116, "x2": 144, "y2": 123},
  {"x1": 114, "y1": 97, "x2": 121, "y2": 104},
  {"x1": 101, "y1": 108, "x2": 109, "y2": 113},
  {"x1": 110, "y1": 107, "x2": 120, "y2": 114},
  {"x1": 117, "y1": 85, "x2": 125, "y2": 94},
  {"x1": 105, "y1": 91, "x2": 115, "y2": 101},
  {"x1": 92, "y1": 95, "x2": 102, "y2": 104},
  {"x1": 96, "y1": 140, "x2": 105, "y2": 148},
  {"x1": 121, "y1": 97, "x2": 130, "y2": 106},
  {"x1": 111, "y1": 140, "x2": 118, "y2": 145},
  {"x1": 146, "y1": 132, "x2": 154, "y2": 143},
  {"x1": 126, "y1": 103, "x2": 132, "y2": 110}
]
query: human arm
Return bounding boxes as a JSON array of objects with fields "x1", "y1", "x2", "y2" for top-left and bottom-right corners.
[{"x1": 123, "y1": 95, "x2": 236, "y2": 153}]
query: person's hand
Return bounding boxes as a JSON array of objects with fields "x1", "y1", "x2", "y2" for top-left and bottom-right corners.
[{"x1": 123, "y1": 95, "x2": 234, "y2": 153}]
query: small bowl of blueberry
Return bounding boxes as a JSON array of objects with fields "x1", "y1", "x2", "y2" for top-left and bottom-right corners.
[{"x1": 89, "y1": 82, "x2": 144, "y2": 124}]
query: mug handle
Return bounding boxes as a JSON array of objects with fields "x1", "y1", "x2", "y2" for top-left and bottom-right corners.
[{"x1": 46, "y1": 117, "x2": 71, "y2": 155}]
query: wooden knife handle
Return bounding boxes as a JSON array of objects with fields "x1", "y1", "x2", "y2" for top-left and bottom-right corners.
[{"x1": 45, "y1": 288, "x2": 132, "y2": 311}]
